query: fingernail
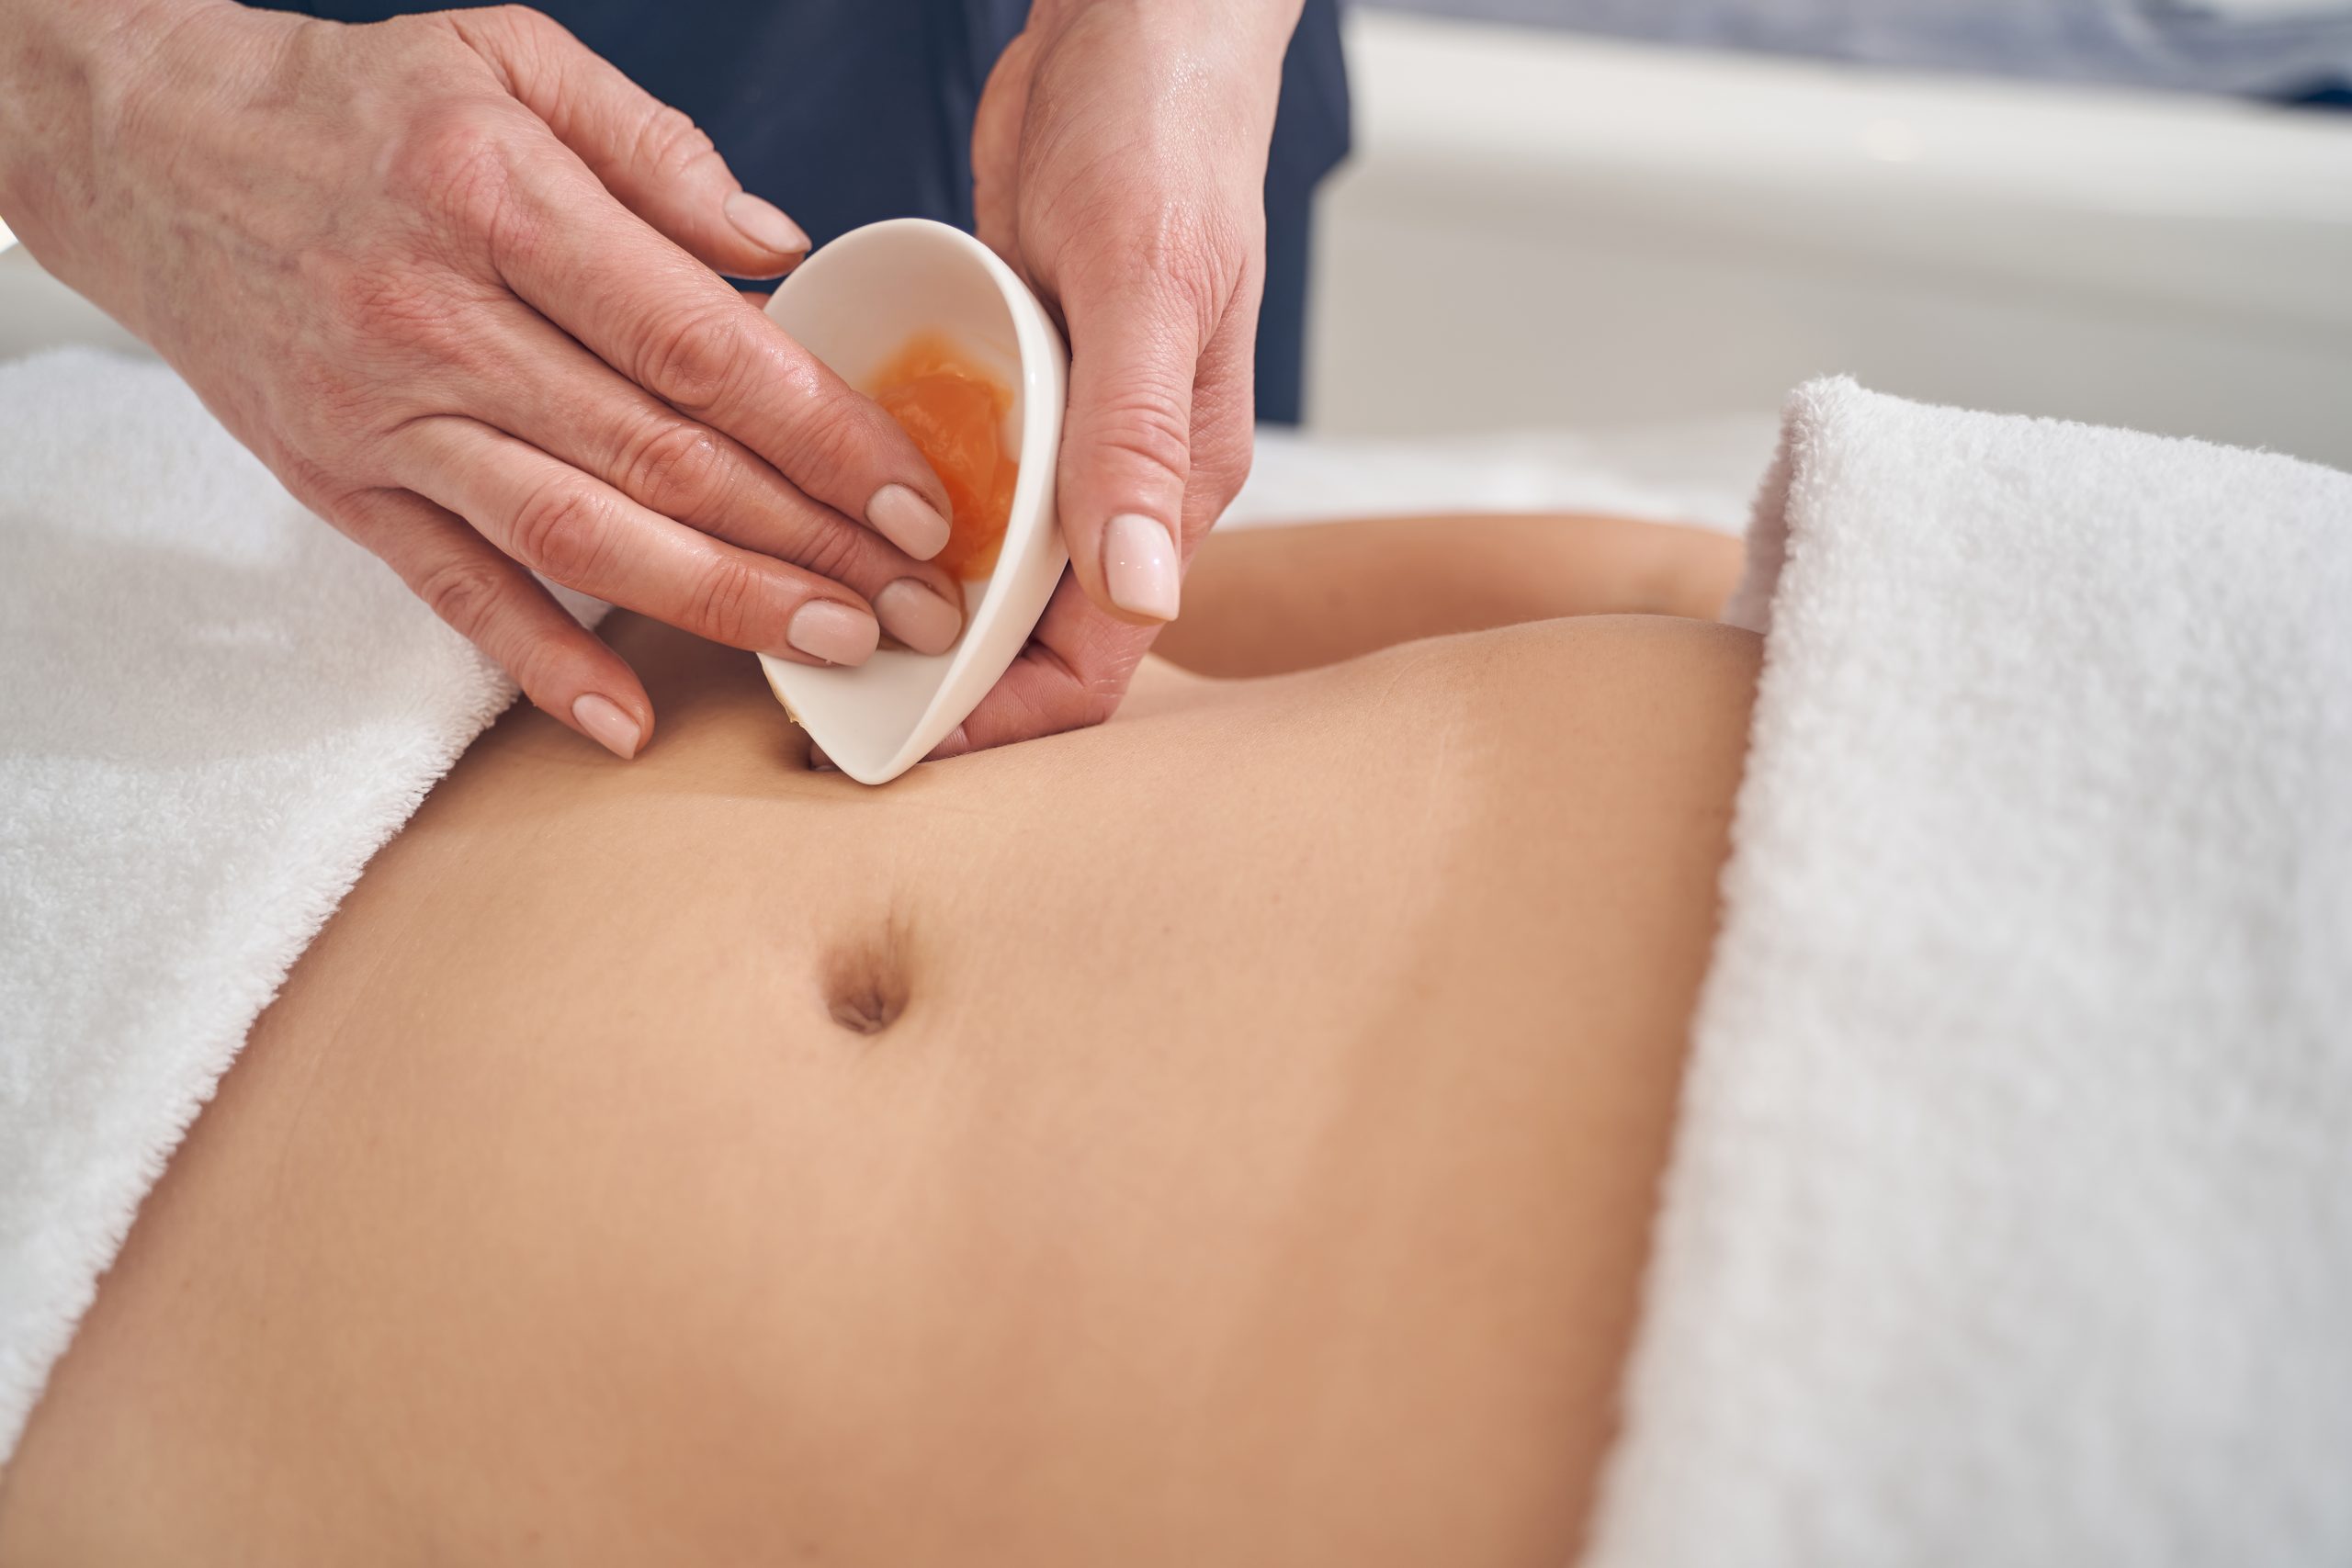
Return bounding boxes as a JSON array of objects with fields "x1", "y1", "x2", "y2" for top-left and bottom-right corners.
[
  {"x1": 784, "y1": 599, "x2": 880, "y2": 666},
  {"x1": 724, "y1": 190, "x2": 809, "y2": 257},
  {"x1": 873, "y1": 580, "x2": 963, "y2": 655},
  {"x1": 808, "y1": 740, "x2": 834, "y2": 773},
  {"x1": 1102, "y1": 513, "x2": 1181, "y2": 621},
  {"x1": 868, "y1": 483, "x2": 952, "y2": 559},
  {"x1": 928, "y1": 724, "x2": 971, "y2": 761},
  {"x1": 571, "y1": 693, "x2": 642, "y2": 761}
]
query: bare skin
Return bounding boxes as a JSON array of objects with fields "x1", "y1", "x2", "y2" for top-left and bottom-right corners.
[
  {"x1": 1157, "y1": 513, "x2": 1745, "y2": 677},
  {"x1": 0, "y1": 515, "x2": 1758, "y2": 1567}
]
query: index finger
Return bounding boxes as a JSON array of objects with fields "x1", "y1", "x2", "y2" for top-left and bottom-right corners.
[{"x1": 491, "y1": 156, "x2": 955, "y2": 561}]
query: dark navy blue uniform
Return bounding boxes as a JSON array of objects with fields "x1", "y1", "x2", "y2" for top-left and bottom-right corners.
[{"x1": 263, "y1": 0, "x2": 1348, "y2": 423}]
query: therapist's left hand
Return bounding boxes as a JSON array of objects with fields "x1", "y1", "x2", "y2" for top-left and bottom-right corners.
[{"x1": 944, "y1": 0, "x2": 1303, "y2": 753}]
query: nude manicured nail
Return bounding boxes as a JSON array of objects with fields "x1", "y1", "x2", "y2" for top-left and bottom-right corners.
[
  {"x1": 724, "y1": 191, "x2": 809, "y2": 257},
  {"x1": 868, "y1": 484, "x2": 952, "y2": 559},
  {"x1": 875, "y1": 580, "x2": 963, "y2": 655},
  {"x1": 1102, "y1": 513, "x2": 1181, "y2": 621},
  {"x1": 571, "y1": 693, "x2": 641, "y2": 761},
  {"x1": 784, "y1": 599, "x2": 879, "y2": 666}
]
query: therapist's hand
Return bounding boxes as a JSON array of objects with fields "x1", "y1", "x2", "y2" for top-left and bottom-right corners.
[
  {"x1": 0, "y1": 0, "x2": 967, "y2": 759},
  {"x1": 953, "y1": 0, "x2": 1303, "y2": 753}
]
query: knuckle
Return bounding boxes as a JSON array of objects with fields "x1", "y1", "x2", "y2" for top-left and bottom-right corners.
[
  {"x1": 684, "y1": 555, "x2": 773, "y2": 649},
  {"x1": 387, "y1": 98, "x2": 519, "y2": 238},
  {"x1": 628, "y1": 101, "x2": 719, "y2": 183},
  {"x1": 501, "y1": 626, "x2": 573, "y2": 705},
  {"x1": 412, "y1": 555, "x2": 514, "y2": 640},
  {"x1": 616, "y1": 419, "x2": 729, "y2": 521},
  {"x1": 789, "y1": 517, "x2": 866, "y2": 585},
  {"x1": 1110, "y1": 209, "x2": 1238, "y2": 330},
  {"x1": 507, "y1": 476, "x2": 611, "y2": 583},
  {"x1": 638, "y1": 305, "x2": 749, "y2": 415},
  {"x1": 1088, "y1": 382, "x2": 1193, "y2": 486},
  {"x1": 781, "y1": 380, "x2": 885, "y2": 493},
  {"x1": 390, "y1": 97, "x2": 508, "y2": 193}
]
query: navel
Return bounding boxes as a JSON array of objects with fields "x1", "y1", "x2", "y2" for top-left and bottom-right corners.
[{"x1": 820, "y1": 916, "x2": 912, "y2": 1037}]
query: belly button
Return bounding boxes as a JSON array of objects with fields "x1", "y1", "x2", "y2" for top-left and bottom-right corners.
[{"x1": 820, "y1": 919, "x2": 911, "y2": 1036}]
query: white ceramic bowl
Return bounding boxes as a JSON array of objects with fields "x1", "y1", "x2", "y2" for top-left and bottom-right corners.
[{"x1": 757, "y1": 219, "x2": 1069, "y2": 785}]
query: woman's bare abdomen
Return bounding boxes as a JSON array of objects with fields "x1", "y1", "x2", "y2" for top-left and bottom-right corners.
[{"x1": 0, "y1": 609, "x2": 1759, "y2": 1567}]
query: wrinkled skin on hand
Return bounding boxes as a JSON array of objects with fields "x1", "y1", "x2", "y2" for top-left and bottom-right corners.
[
  {"x1": 0, "y1": 0, "x2": 1301, "y2": 764},
  {"x1": 952, "y1": 0, "x2": 1299, "y2": 756},
  {"x1": 1, "y1": 0, "x2": 968, "y2": 758}
]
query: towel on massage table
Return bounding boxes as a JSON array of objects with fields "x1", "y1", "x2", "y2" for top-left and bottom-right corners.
[
  {"x1": 1584, "y1": 378, "x2": 2352, "y2": 1568},
  {"x1": 0, "y1": 348, "x2": 606, "y2": 1461}
]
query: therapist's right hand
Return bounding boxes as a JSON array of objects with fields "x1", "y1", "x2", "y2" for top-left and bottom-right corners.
[{"x1": 0, "y1": 0, "x2": 967, "y2": 759}]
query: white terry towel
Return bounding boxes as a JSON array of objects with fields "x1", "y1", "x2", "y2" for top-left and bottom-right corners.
[
  {"x1": 1584, "y1": 380, "x2": 2352, "y2": 1567},
  {"x1": 0, "y1": 347, "x2": 601, "y2": 1463}
]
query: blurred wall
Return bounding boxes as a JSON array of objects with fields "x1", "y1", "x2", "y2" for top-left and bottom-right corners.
[
  {"x1": 1352, "y1": 0, "x2": 2352, "y2": 96},
  {"x1": 1302, "y1": 10, "x2": 2352, "y2": 470}
]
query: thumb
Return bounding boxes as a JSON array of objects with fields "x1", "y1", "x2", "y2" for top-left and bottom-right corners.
[
  {"x1": 1057, "y1": 283, "x2": 1202, "y2": 626},
  {"x1": 447, "y1": 5, "x2": 809, "y2": 278}
]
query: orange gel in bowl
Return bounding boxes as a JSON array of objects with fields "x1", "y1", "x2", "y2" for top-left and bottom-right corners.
[{"x1": 867, "y1": 332, "x2": 1020, "y2": 582}]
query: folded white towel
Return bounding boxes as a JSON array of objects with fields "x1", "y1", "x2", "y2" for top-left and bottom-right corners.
[
  {"x1": 0, "y1": 348, "x2": 598, "y2": 1461},
  {"x1": 1585, "y1": 380, "x2": 2352, "y2": 1567}
]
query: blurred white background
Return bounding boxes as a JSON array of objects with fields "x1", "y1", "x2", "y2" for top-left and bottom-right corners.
[
  {"x1": 1300, "y1": 5, "x2": 2352, "y2": 473},
  {"x1": 1358, "y1": 0, "x2": 2352, "y2": 93},
  {"x1": 6, "y1": 4, "x2": 2348, "y2": 501}
]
